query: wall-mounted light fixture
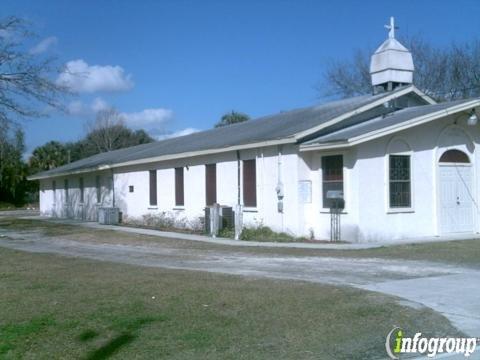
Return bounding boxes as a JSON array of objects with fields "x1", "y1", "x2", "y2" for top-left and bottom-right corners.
[{"x1": 468, "y1": 109, "x2": 478, "y2": 126}]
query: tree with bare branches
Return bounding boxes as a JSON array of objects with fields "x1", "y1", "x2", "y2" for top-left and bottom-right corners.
[
  {"x1": 319, "y1": 36, "x2": 480, "y2": 102},
  {"x1": 0, "y1": 16, "x2": 67, "y2": 125},
  {"x1": 72, "y1": 107, "x2": 154, "y2": 160},
  {"x1": 0, "y1": 16, "x2": 68, "y2": 205}
]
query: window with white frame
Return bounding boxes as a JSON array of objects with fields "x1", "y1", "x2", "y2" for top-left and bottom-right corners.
[{"x1": 389, "y1": 155, "x2": 411, "y2": 208}]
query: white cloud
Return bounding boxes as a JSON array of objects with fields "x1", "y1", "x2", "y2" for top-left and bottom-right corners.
[
  {"x1": 67, "y1": 97, "x2": 110, "y2": 115},
  {"x1": 91, "y1": 97, "x2": 110, "y2": 113},
  {"x1": 156, "y1": 127, "x2": 200, "y2": 140},
  {"x1": 30, "y1": 36, "x2": 58, "y2": 54},
  {"x1": 0, "y1": 29, "x2": 12, "y2": 39},
  {"x1": 57, "y1": 59, "x2": 134, "y2": 93},
  {"x1": 67, "y1": 100, "x2": 86, "y2": 115},
  {"x1": 66, "y1": 99, "x2": 177, "y2": 135},
  {"x1": 121, "y1": 108, "x2": 173, "y2": 127}
]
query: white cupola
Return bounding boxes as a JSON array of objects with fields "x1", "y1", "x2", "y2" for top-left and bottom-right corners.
[{"x1": 370, "y1": 17, "x2": 414, "y2": 92}]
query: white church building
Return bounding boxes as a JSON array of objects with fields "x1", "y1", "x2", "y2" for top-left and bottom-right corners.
[{"x1": 30, "y1": 19, "x2": 480, "y2": 242}]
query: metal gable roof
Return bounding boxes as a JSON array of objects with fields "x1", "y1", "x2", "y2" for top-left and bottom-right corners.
[
  {"x1": 301, "y1": 99, "x2": 475, "y2": 146},
  {"x1": 29, "y1": 86, "x2": 418, "y2": 179}
]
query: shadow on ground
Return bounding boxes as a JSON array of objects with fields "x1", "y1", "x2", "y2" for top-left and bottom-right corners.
[{"x1": 79, "y1": 317, "x2": 161, "y2": 360}]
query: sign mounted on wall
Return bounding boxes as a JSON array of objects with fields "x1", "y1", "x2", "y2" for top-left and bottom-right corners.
[{"x1": 298, "y1": 180, "x2": 312, "y2": 204}]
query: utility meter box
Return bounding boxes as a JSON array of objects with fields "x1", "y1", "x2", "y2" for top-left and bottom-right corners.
[{"x1": 326, "y1": 190, "x2": 345, "y2": 209}]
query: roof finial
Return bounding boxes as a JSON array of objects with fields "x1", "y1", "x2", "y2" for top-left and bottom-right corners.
[{"x1": 384, "y1": 16, "x2": 398, "y2": 39}]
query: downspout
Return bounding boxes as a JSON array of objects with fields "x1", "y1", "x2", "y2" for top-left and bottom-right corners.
[
  {"x1": 234, "y1": 150, "x2": 243, "y2": 240},
  {"x1": 236, "y1": 150, "x2": 241, "y2": 204},
  {"x1": 276, "y1": 145, "x2": 285, "y2": 231},
  {"x1": 111, "y1": 168, "x2": 115, "y2": 207}
]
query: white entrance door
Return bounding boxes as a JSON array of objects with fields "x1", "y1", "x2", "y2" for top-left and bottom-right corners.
[{"x1": 439, "y1": 165, "x2": 475, "y2": 233}]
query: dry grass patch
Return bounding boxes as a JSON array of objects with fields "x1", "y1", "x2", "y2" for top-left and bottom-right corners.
[{"x1": 0, "y1": 246, "x2": 462, "y2": 359}]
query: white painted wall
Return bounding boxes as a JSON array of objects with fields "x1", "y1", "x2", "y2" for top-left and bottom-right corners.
[
  {"x1": 38, "y1": 112, "x2": 480, "y2": 243},
  {"x1": 110, "y1": 145, "x2": 301, "y2": 234},
  {"x1": 39, "y1": 171, "x2": 113, "y2": 221},
  {"x1": 300, "y1": 112, "x2": 480, "y2": 242}
]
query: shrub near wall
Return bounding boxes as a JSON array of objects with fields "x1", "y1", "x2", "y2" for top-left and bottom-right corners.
[
  {"x1": 240, "y1": 226, "x2": 299, "y2": 242},
  {"x1": 122, "y1": 212, "x2": 204, "y2": 234}
]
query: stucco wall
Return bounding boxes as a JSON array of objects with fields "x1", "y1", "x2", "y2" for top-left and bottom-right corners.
[
  {"x1": 299, "y1": 112, "x2": 480, "y2": 242},
  {"x1": 39, "y1": 171, "x2": 113, "y2": 221},
  {"x1": 110, "y1": 145, "x2": 301, "y2": 234},
  {"x1": 38, "y1": 112, "x2": 480, "y2": 243}
]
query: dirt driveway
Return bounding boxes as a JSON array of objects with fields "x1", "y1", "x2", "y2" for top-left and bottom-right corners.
[{"x1": 0, "y1": 222, "x2": 479, "y2": 338}]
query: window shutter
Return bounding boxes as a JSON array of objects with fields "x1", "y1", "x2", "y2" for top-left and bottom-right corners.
[
  {"x1": 205, "y1": 164, "x2": 216, "y2": 206},
  {"x1": 149, "y1": 170, "x2": 157, "y2": 206},
  {"x1": 243, "y1": 159, "x2": 257, "y2": 207},
  {"x1": 79, "y1": 177, "x2": 84, "y2": 203},
  {"x1": 96, "y1": 175, "x2": 101, "y2": 203},
  {"x1": 175, "y1": 167, "x2": 184, "y2": 206}
]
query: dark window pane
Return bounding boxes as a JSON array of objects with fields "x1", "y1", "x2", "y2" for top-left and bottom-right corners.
[
  {"x1": 64, "y1": 179, "x2": 69, "y2": 202},
  {"x1": 96, "y1": 175, "x2": 101, "y2": 203},
  {"x1": 389, "y1": 155, "x2": 411, "y2": 208},
  {"x1": 439, "y1": 149, "x2": 470, "y2": 163},
  {"x1": 243, "y1": 159, "x2": 257, "y2": 207},
  {"x1": 175, "y1": 167, "x2": 184, "y2": 206},
  {"x1": 322, "y1": 155, "x2": 344, "y2": 208},
  {"x1": 389, "y1": 155, "x2": 410, "y2": 180},
  {"x1": 322, "y1": 155, "x2": 343, "y2": 181},
  {"x1": 149, "y1": 170, "x2": 157, "y2": 206},
  {"x1": 79, "y1": 177, "x2": 84, "y2": 203},
  {"x1": 389, "y1": 181, "x2": 411, "y2": 208},
  {"x1": 205, "y1": 164, "x2": 216, "y2": 206}
]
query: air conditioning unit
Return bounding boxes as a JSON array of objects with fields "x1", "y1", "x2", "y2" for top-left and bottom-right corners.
[
  {"x1": 220, "y1": 206, "x2": 233, "y2": 229},
  {"x1": 204, "y1": 205, "x2": 233, "y2": 234},
  {"x1": 98, "y1": 207, "x2": 120, "y2": 225}
]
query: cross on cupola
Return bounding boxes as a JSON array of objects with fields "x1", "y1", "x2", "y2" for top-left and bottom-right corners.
[
  {"x1": 369, "y1": 16, "x2": 414, "y2": 92},
  {"x1": 385, "y1": 16, "x2": 398, "y2": 39}
]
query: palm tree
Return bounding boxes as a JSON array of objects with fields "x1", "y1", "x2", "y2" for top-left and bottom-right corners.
[
  {"x1": 214, "y1": 111, "x2": 250, "y2": 128},
  {"x1": 29, "y1": 141, "x2": 69, "y2": 173}
]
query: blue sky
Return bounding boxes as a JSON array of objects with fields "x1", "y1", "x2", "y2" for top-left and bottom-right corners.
[{"x1": 3, "y1": 0, "x2": 480, "y2": 154}]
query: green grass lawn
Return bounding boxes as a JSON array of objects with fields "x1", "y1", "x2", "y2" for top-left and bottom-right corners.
[
  {"x1": 0, "y1": 246, "x2": 462, "y2": 359},
  {"x1": 0, "y1": 202, "x2": 21, "y2": 211}
]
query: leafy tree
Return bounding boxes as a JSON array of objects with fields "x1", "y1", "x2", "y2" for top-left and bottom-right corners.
[
  {"x1": 0, "y1": 123, "x2": 28, "y2": 204},
  {"x1": 30, "y1": 107, "x2": 155, "y2": 166},
  {"x1": 214, "y1": 111, "x2": 250, "y2": 128},
  {"x1": 319, "y1": 36, "x2": 480, "y2": 102},
  {"x1": 28, "y1": 141, "x2": 69, "y2": 174}
]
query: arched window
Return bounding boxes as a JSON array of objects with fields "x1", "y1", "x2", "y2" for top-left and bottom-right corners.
[{"x1": 439, "y1": 150, "x2": 470, "y2": 164}]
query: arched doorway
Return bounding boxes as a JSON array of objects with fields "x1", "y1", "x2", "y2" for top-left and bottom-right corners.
[{"x1": 438, "y1": 149, "x2": 475, "y2": 233}]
